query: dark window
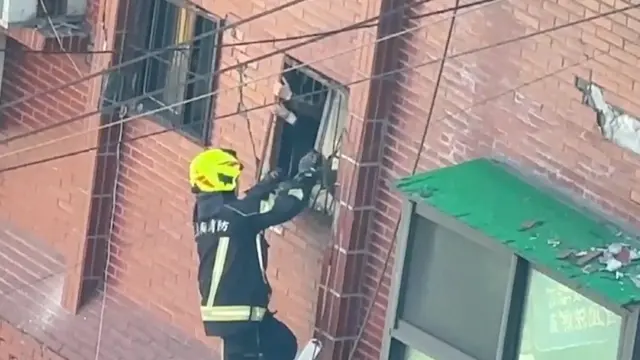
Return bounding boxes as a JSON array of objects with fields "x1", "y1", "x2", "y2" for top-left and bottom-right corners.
[
  {"x1": 269, "y1": 58, "x2": 348, "y2": 218},
  {"x1": 398, "y1": 215, "x2": 512, "y2": 360},
  {"x1": 37, "y1": 0, "x2": 68, "y2": 17},
  {"x1": 133, "y1": 0, "x2": 222, "y2": 144}
]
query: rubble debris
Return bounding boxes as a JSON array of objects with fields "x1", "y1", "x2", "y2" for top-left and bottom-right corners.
[
  {"x1": 582, "y1": 264, "x2": 594, "y2": 274},
  {"x1": 565, "y1": 242, "x2": 640, "y2": 284},
  {"x1": 519, "y1": 220, "x2": 544, "y2": 232},
  {"x1": 556, "y1": 249, "x2": 574, "y2": 259},
  {"x1": 576, "y1": 250, "x2": 603, "y2": 266},
  {"x1": 605, "y1": 258, "x2": 623, "y2": 272},
  {"x1": 608, "y1": 243, "x2": 623, "y2": 255}
]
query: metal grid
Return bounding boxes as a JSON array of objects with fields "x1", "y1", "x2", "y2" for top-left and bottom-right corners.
[
  {"x1": 278, "y1": 61, "x2": 348, "y2": 217},
  {"x1": 126, "y1": 0, "x2": 223, "y2": 144}
]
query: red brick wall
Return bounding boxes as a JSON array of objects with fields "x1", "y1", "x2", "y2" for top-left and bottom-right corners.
[
  {"x1": 0, "y1": 318, "x2": 65, "y2": 360},
  {"x1": 0, "y1": 37, "x2": 102, "y2": 311},
  {"x1": 105, "y1": 0, "x2": 383, "y2": 350},
  {"x1": 356, "y1": 0, "x2": 640, "y2": 359},
  {"x1": 0, "y1": 6, "x2": 118, "y2": 360},
  {"x1": 0, "y1": 39, "x2": 94, "y2": 254}
]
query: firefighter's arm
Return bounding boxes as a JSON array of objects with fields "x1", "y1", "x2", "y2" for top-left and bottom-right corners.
[
  {"x1": 248, "y1": 174, "x2": 317, "y2": 229},
  {"x1": 243, "y1": 169, "x2": 285, "y2": 201},
  {"x1": 232, "y1": 151, "x2": 323, "y2": 230}
]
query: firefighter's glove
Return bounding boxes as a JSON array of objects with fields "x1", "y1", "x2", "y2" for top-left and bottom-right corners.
[{"x1": 263, "y1": 168, "x2": 285, "y2": 183}]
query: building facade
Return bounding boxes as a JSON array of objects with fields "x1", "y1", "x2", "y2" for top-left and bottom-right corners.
[
  {"x1": 357, "y1": 1, "x2": 640, "y2": 360},
  {"x1": 1, "y1": 0, "x2": 640, "y2": 360},
  {"x1": 0, "y1": 0, "x2": 392, "y2": 358}
]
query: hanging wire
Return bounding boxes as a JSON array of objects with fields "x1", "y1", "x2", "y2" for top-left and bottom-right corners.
[
  {"x1": 0, "y1": 52, "x2": 603, "y2": 360},
  {"x1": 0, "y1": 0, "x2": 494, "y2": 146},
  {"x1": 0, "y1": 0, "x2": 608, "y2": 305},
  {"x1": 0, "y1": 4, "x2": 447, "y2": 161},
  {"x1": 237, "y1": 59, "x2": 261, "y2": 169},
  {"x1": 36, "y1": 0, "x2": 83, "y2": 75},
  {"x1": 347, "y1": 0, "x2": 459, "y2": 357}
]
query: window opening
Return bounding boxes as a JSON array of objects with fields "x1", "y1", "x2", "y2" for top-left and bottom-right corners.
[
  {"x1": 270, "y1": 58, "x2": 348, "y2": 218},
  {"x1": 131, "y1": 0, "x2": 222, "y2": 144}
]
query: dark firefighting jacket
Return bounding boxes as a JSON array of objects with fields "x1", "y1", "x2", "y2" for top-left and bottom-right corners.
[{"x1": 193, "y1": 173, "x2": 316, "y2": 337}]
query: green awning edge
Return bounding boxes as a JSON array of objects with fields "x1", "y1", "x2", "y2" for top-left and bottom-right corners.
[{"x1": 395, "y1": 158, "x2": 640, "y2": 308}]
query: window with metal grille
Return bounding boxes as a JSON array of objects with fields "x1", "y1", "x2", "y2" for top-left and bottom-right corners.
[
  {"x1": 132, "y1": 0, "x2": 222, "y2": 145},
  {"x1": 268, "y1": 57, "x2": 348, "y2": 220}
]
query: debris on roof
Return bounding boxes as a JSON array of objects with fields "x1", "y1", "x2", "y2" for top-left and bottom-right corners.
[
  {"x1": 560, "y1": 242, "x2": 640, "y2": 283},
  {"x1": 396, "y1": 158, "x2": 640, "y2": 307}
]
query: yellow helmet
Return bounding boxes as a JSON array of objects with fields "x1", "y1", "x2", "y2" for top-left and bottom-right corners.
[{"x1": 189, "y1": 148, "x2": 243, "y2": 193}]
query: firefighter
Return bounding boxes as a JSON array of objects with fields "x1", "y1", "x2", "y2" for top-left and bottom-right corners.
[{"x1": 189, "y1": 147, "x2": 323, "y2": 360}]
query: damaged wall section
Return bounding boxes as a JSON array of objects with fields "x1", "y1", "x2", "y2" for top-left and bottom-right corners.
[{"x1": 575, "y1": 77, "x2": 640, "y2": 156}]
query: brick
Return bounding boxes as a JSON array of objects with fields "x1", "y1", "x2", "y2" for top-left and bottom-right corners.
[
  {"x1": 8, "y1": 1, "x2": 640, "y2": 360},
  {"x1": 609, "y1": 45, "x2": 639, "y2": 65},
  {"x1": 581, "y1": 31, "x2": 612, "y2": 53},
  {"x1": 542, "y1": 1, "x2": 571, "y2": 20},
  {"x1": 513, "y1": 9, "x2": 540, "y2": 30},
  {"x1": 556, "y1": 0, "x2": 586, "y2": 16},
  {"x1": 595, "y1": 27, "x2": 624, "y2": 47},
  {"x1": 623, "y1": 41, "x2": 640, "y2": 60}
]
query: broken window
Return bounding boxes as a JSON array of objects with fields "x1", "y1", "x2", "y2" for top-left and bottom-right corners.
[
  {"x1": 268, "y1": 57, "x2": 348, "y2": 218},
  {"x1": 130, "y1": 0, "x2": 223, "y2": 145}
]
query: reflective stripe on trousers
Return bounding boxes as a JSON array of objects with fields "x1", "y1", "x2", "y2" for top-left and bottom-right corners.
[
  {"x1": 201, "y1": 232, "x2": 268, "y2": 324},
  {"x1": 201, "y1": 305, "x2": 266, "y2": 322}
]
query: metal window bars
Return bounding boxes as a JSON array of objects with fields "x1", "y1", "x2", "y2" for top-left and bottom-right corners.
[
  {"x1": 275, "y1": 60, "x2": 349, "y2": 218},
  {"x1": 121, "y1": 0, "x2": 223, "y2": 143}
]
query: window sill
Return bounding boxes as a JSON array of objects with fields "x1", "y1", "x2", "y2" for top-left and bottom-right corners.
[{"x1": 6, "y1": 19, "x2": 89, "y2": 51}]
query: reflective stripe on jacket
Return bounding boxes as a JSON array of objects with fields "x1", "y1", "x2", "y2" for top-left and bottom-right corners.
[{"x1": 194, "y1": 173, "x2": 316, "y2": 337}]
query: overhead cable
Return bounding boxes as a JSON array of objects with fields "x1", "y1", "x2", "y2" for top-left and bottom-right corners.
[
  {"x1": 345, "y1": 2, "x2": 640, "y2": 357},
  {"x1": 0, "y1": 0, "x2": 492, "y2": 157},
  {"x1": 0, "y1": 0, "x2": 315, "y2": 112},
  {"x1": 0, "y1": 3, "x2": 483, "y2": 55},
  {"x1": 347, "y1": 0, "x2": 459, "y2": 356},
  {"x1": 0, "y1": 0, "x2": 484, "y2": 146},
  {"x1": 0, "y1": 52, "x2": 602, "y2": 314},
  {"x1": 0, "y1": 54, "x2": 603, "y2": 174},
  {"x1": 2, "y1": 0, "x2": 634, "y2": 162}
]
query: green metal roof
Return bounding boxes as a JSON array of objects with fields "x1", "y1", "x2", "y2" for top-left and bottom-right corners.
[{"x1": 396, "y1": 158, "x2": 640, "y2": 308}]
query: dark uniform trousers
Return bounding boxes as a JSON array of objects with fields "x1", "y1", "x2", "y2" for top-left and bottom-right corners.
[{"x1": 222, "y1": 312, "x2": 298, "y2": 360}]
